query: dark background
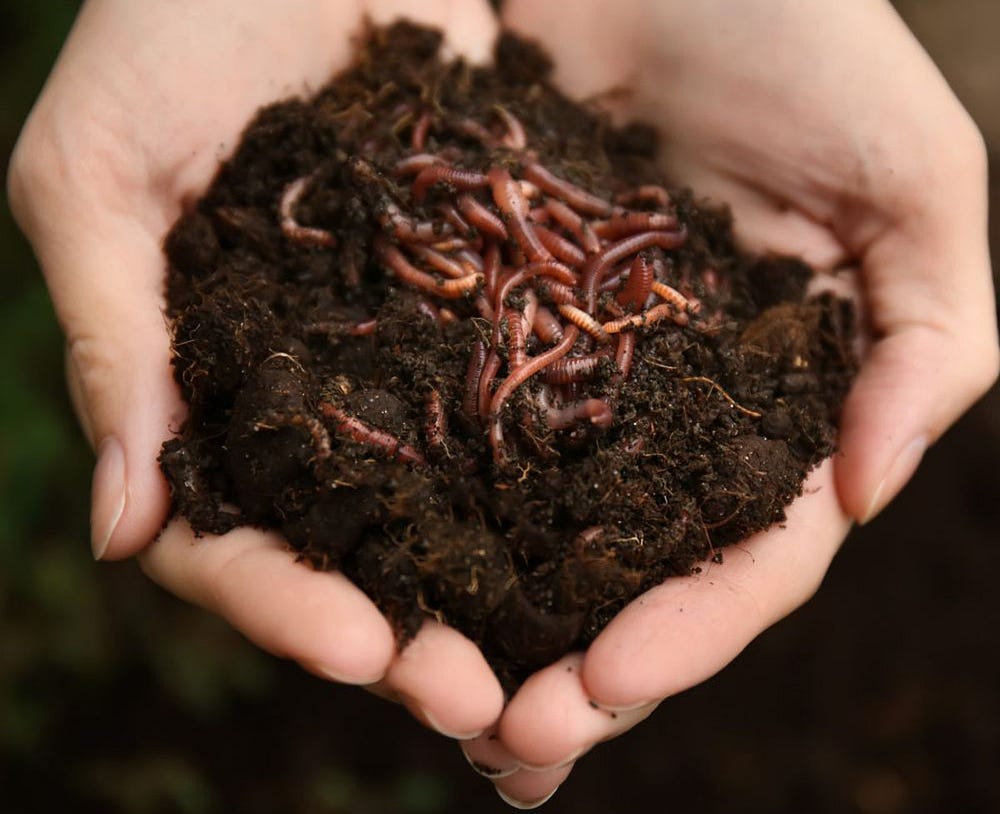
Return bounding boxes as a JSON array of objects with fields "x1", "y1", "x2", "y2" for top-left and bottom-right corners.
[{"x1": 2, "y1": 2, "x2": 997, "y2": 812}]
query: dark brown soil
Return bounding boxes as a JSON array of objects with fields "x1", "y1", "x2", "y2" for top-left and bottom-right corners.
[{"x1": 158, "y1": 22, "x2": 856, "y2": 689}]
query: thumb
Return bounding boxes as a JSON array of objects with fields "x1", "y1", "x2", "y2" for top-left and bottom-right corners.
[
  {"x1": 10, "y1": 151, "x2": 184, "y2": 560},
  {"x1": 835, "y1": 137, "x2": 998, "y2": 523}
]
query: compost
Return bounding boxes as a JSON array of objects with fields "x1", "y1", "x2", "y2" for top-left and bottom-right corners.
[{"x1": 159, "y1": 22, "x2": 856, "y2": 688}]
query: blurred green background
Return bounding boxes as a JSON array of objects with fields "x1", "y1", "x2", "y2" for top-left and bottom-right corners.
[{"x1": 2, "y1": 2, "x2": 998, "y2": 813}]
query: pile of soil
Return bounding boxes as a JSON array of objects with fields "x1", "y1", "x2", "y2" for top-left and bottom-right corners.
[{"x1": 159, "y1": 22, "x2": 856, "y2": 689}]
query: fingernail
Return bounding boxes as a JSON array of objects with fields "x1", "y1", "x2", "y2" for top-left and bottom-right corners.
[
  {"x1": 861, "y1": 435, "x2": 927, "y2": 524},
  {"x1": 496, "y1": 787, "x2": 559, "y2": 810},
  {"x1": 420, "y1": 707, "x2": 485, "y2": 741},
  {"x1": 519, "y1": 747, "x2": 584, "y2": 772},
  {"x1": 91, "y1": 437, "x2": 126, "y2": 560}
]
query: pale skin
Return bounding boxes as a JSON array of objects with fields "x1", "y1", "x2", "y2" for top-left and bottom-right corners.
[{"x1": 9, "y1": 0, "x2": 997, "y2": 809}]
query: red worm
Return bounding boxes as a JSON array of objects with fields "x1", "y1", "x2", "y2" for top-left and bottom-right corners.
[
  {"x1": 602, "y1": 301, "x2": 689, "y2": 332},
  {"x1": 452, "y1": 117, "x2": 500, "y2": 148},
  {"x1": 614, "y1": 185, "x2": 671, "y2": 208},
  {"x1": 535, "y1": 279, "x2": 582, "y2": 307},
  {"x1": 414, "y1": 246, "x2": 468, "y2": 279},
  {"x1": 558, "y1": 303, "x2": 611, "y2": 344},
  {"x1": 495, "y1": 261, "x2": 577, "y2": 313},
  {"x1": 580, "y1": 228, "x2": 687, "y2": 312},
  {"x1": 483, "y1": 242, "x2": 501, "y2": 300},
  {"x1": 651, "y1": 280, "x2": 698, "y2": 316},
  {"x1": 424, "y1": 389, "x2": 446, "y2": 449},
  {"x1": 411, "y1": 165, "x2": 489, "y2": 204},
  {"x1": 541, "y1": 352, "x2": 608, "y2": 384},
  {"x1": 376, "y1": 238, "x2": 482, "y2": 298},
  {"x1": 455, "y1": 247, "x2": 484, "y2": 272},
  {"x1": 488, "y1": 167, "x2": 552, "y2": 263},
  {"x1": 546, "y1": 398, "x2": 614, "y2": 430},
  {"x1": 411, "y1": 111, "x2": 433, "y2": 152},
  {"x1": 438, "y1": 203, "x2": 473, "y2": 236},
  {"x1": 379, "y1": 201, "x2": 454, "y2": 243},
  {"x1": 462, "y1": 341, "x2": 487, "y2": 419},
  {"x1": 394, "y1": 153, "x2": 446, "y2": 176},
  {"x1": 350, "y1": 319, "x2": 378, "y2": 336},
  {"x1": 505, "y1": 311, "x2": 527, "y2": 370},
  {"x1": 279, "y1": 176, "x2": 337, "y2": 248},
  {"x1": 534, "y1": 224, "x2": 587, "y2": 267},
  {"x1": 457, "y1": 194, "x2": 508, "y2": 240},
  {"x1": 522, "y1": 162, "x2": 613, "y2": 217},
  {"x1": 318, "y1": 403, "x2": 427, "y2": 466},
  {"x1": 617, "y1": 254, "x2": 654, "y2": 312},
  {"x1": 544, "y1": 198, "x2": 602, "y2": 254},
  {"x1": 488, "y1": 326, "x2": 580, "y2": 460},
  {"x1": 592, "y1": 210, "x2": 679, "y2": 240},
  {"x1": 532, "y1": 305, "x2": 565, "y2": 344},
  {"x1": 478, "y1": 349, "x2": 503, "y2": 420},
  {"x1": 615, "y1": 331, "x2": 636, "y2": 378},
  {"x1": 493, "y1": 105, "x2": 527, "y2": 150}
]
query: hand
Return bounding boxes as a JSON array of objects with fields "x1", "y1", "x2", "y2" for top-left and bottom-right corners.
[
  {"x1": 9, "y1": 0, "x2": 505, "y2": 742},
  {"x1": 474, "y1": 0, "x2": 998, "y2": 805}
]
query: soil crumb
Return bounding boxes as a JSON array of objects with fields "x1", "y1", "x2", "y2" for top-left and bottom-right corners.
[{"x1": 159, "y1": 22, "x2": 857, "y2": 690}]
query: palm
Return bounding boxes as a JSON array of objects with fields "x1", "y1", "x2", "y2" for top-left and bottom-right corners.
[{"x1": 473, "y1": 0, "x2": 995, "y2": 804}]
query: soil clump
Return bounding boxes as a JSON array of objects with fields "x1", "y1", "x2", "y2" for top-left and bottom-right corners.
[{"x1": 159, "y1": 23, "x2": 857, "y2": 689}]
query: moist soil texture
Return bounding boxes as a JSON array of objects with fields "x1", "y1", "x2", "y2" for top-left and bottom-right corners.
[{"x1": 159, "y1": 22, "x2": 857, "y2": 689}]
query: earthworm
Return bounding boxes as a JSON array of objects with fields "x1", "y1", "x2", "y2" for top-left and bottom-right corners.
[
  {"x1": 478, "y1": 349, "x2": 503, "y2": 420},
  {"x1": 580, "y1": 229, "x2": 687, "y2": 312},
  {"x1": 651, "y1": 280, "x2": 697, "y2": 318},
  {"x1": 488, "y1": 167, "x2": 552, "y2": 263},
  {"x1": 535, "y1": 279, "x2": 582, "y2": 307},
  {"x1": 424, "y1": 389, "x2": 447, "y2": 449},
  {"x1": 602, "y1": 301, "x2": 688, "y2": 333},
  {"x1": 617, "y1": 254, "x2": 654, "y2": 312},
  {"x1": 318, "y1": 403, "x2": 427, "y2": 466},
  {"x1": 379, "y1": 201, "x2": 453, "y2": 243},
  {"x1": 541, "y1": 352, "x2": 609, "y2": 384},
  {"x1": 533, "y1": 224, "x2": 587, "y2": 267},
  {"x1": 488, "y1": 326, "x2": 580, "y2": 459},
  {"x1": 592, "y1": 210, "x2": 678, "y2": 240},
  {"x1": 493, "y1": 105, "x2": 527, "y2": 150},
  {"x1": 411, "y1": 110, "x2": 433, "y2": 152},
  {"x1": 522, "y1": 162, "x2": 613, "y2": 217},
  {"x1": 394, "y1": 153, "x2": 446, "y2": 176},
  {"x1": 414, "y1": 245, "x2": 469, "y2": 279},
  {"x1": 505, "y1": 311, "x2": 527, "y2": 370},
  {"x1": 532, "y1": 305, "x2": 565, "y2": 344},
  {"x1": 558, "y1": 303, "x2": 611, "y2": 344},
  {"x1": 279, "y1": 176, "x2": 337, "y2": 248},
  {"x1": 495, "y1": 262, "x2": 577, "y2": 314},
  {"x1": 544, "y1": 198, "x2": 602, "y2": 253},
  {"x1": 376, "y1": 238, "x2": 482, "y2": 298},
  {"x1": 462, "y1": 341, "x2": 488, "y2": 419},
  {"x1": 457, "y1": 194, "x2": 508, "y2": 240},
  {"x1": 614, "y1": 185, "x2": 671, "y2": 208},
  {"x1": 546, "y1": 398, "x2": 614, "y2": 430},
  {"x1": 412, "y1": 165, "x2": 489, "y2": 204},
  {"x1": 615, "y1": 331, "x2": 636, "y2": 378},
  {"x1": 438, "y1": 203, "x2": 473, "y2": 236}
]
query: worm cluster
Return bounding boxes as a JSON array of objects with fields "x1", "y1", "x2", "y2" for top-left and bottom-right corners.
[
  {"x1": 160, "y1": 23, "x2": 856, "y2": 687},
  {"x1": 278, "y1": 106, "x2": 711, "y2": 468}
]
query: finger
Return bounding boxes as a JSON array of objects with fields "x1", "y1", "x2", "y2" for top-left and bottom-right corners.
[
  {"x1": 460, "y1": 727, "x2": 520, "y2": 779},
  {"x1": 376, "y1": 620, "x2": 505, "y2": 740},
  {"x1": 496, "y1": 654, "x2": 657, "y2": 771},
  {"x1": 581, "y1": 460, "x2": 849, "y2": 710},
  {"x1": 835, "y1": 143, "x2": 998, "y2": 521},
  {"x1": 493, "y1": 763, "x2": 575, "y2": 810},
  {"x1": 139, "y1": 520, "x2": 395, "y2": 684},
  {"x1": 13, "y1": 204, "x2": 184, "y2": 562}
]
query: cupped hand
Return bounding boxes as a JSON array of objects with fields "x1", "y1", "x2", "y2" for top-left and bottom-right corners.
[
  {"x1": 9, "y1": 0, "x2": 505, "y2": 741},
  {"x1": 480, "y1": 0, "x2": 998, "y2": 805}
]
